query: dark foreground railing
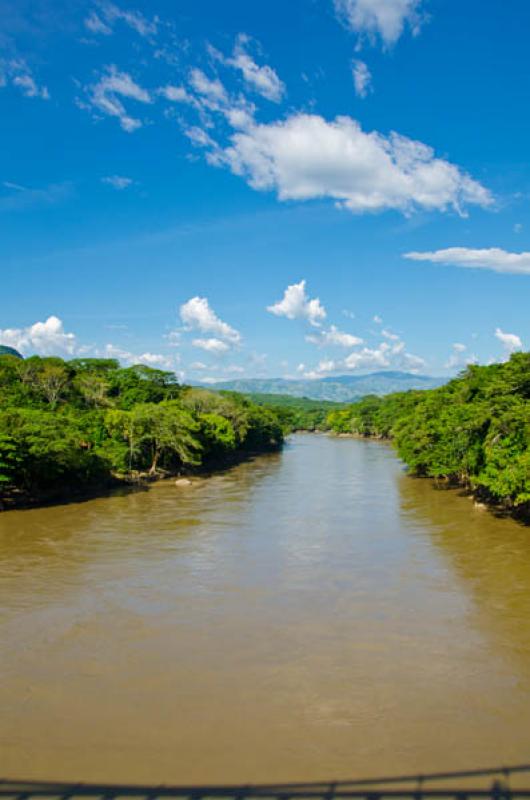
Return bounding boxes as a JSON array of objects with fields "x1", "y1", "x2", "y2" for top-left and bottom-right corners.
[{"x1": 2, "y1": 765, "x2": 529, "y2": 800}]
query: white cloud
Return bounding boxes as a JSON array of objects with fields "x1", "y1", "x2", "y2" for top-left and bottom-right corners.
[
  {"x1": 189, "y1": 68, "x2": 228, "y2": 108},
  {"x1": 190, "y1": 361, "x2": 208, "y2": 370},
  {"x1": 159, "y1": 84, "x2": 198, "y2": 106},
  {"x1": 186, "y1": 126, "x2": 219, "y2": 148},
  {"x1": 302, "y1": 337, "x2": 425, "y2": 377},
  {"x1": 373, "y1": 314, "x2": 383, "y2": 324},
  {"x1": 182, "y1": 63, "x2": 259, "y2": 134},
  {"x1": 344, "y1": 344, "x2": 392, "y2": 370},
  {"x1": 352, "y1": 59, "x2": 372, "y2": 98},
  {"x1": 0, "y1": 316, "x2": 77, "y2": 356},
  {"x1": 227, "y1": 35, "x2": 285, "y2": 103},
  {"x1": 381, "y1": 328, "x2": 399, "y2": 340},
  {"x1": 495, "y1": 328, "x2": 522, "y2": 353},
  {"x1": 13, "y1": 73, "x2": 49, "y2": 100},
  {"x1": 444, "y1": 342, "x2": 477, "y2": 370},
  {"x1": 210, "y1": 113, "x2": 491, "y2": 215},
  {"x1": 101, "y1": 343, "x2": 178, "y2": 369},
  {"x1": 0, "y1": 181, "x2": 71, "y2": 212},
  {"x1": 165, "y1": 330, "x2": 181, "y2": 347},
  {"x1": 101, "y1": 175, "x2": 133, "y2": 189},
  {"x1": 192, "y1": 337, "x2": 230, "y2": 354},
  {"x1": 303, "y1": 359, "x2": 338, "y2": 379},
  {"x1": 334, "y1": 0, "x2": 424, "y2": 47},
  {"x1": 3, "y1": 181, "x2": 25, "y2": 191},
  {"x1": 1, "y1": 60, "x2": 49, "y2": 100},
  {"x1": 404, "y1": 247, "x2": 530, "y2": 275},
  {"x1": 87, "y1": 65, "x2": 151, "y2": 132},
  {"x1": 0, "y1": 317, "x2": 179, "y2": 370},
  {"x1": 346, "y1": 340, "x2": 425, "y2": 371},
  {"x1": 93, "y1": 3, "x2": 158, "y2": 38},
  {"x1": 180, "y1": 296, "x2": 241, "y2": 344},
  {"x1": 267, "y1": 280, "x2": 327, "y2": 327},
  {"x1": 306, "y1": 324, "x2": 363, "y2": 347},
  {"x1": 84, "y1": 11, "x2": 112, "y2": 35},
  {"x1": 135, "y1": 352, "x2": 173, "y2": 368}
]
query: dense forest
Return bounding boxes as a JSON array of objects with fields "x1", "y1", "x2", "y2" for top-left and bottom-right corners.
[
  {"x1": 327, "y1": 352, "x2": 530, "y2": 516},
  {"x1": 4, "y1": 349, "x2": 529, "y2": 518},
  {"x1": 245, "y1": 393, "x2": 339, "y2": 431},
  {"x1": 0, "y1": 354, "x2": 284, "y2": 509}
]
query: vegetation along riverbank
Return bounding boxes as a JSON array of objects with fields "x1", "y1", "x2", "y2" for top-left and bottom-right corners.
[
  {"x1": 3, "y1": 350, "x2": 530, "y2": 521},
  {"x1": 0, "y1": 354, "x2": 285, "y2": 510},
  {"x1": 327, "y1": 352, "x2": 530, "y2": 521}
]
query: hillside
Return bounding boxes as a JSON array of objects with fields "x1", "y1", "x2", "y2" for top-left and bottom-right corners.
[
  {"x1": 0, "y1": 346, "x2": 23, "y2": 359},
  {"x1": 202, "y1": 371, "x2": 446, "y2": 402}
]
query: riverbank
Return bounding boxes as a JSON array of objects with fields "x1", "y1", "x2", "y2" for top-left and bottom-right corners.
[
  {"x1": 0, "y1": 356, "x2": 286, "y2": 513},
  {"x1": 329, "y1": 430, "x2": 530, "y2": 524},
  {"x1": 326, "y1": 353, "x2": 530, "y2": 525},
  {"x1": 0, "y1": 444, "x2": 282, "y2": 512}
]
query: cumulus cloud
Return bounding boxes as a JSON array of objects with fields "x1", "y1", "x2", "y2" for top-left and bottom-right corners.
[
  {"x1": 346, "y1": 340, "x2": 425, "y2": 370},
  {"x1": 445, "y1": 342, "x2": 477, "y2": 370},
  {"x1": 344, "y1": 344, "x2": 393, "y2": 370},
  {"x1": 404, "y1": 247, "x2": 530, "y2": 275},
  {"x1": 192, "y1": 337, "x2": 230, "y2": 353},
  {"x1": 180, "y1": 296, "x2": 241, "y2": 344},
  {"x1": 302, "y1": 337, "x2": 425, "y2": 378},
  {"x1": 267, "y1": 280, "x2": 326, "y2": 327},
  {"x1": 306, "y1": 324, "x2": 363, "y2": 347},
  {"x1": 227, "y1": 35, "x2": 285, "y2": 103},
  {"x1": 101, "y1": 175, "x2": 133, "y2": 189},
  {"x1": 334, "y1": 0, "x2": 424, "y2": 47},
  {"x1": 85, "y1": 65, "x2": 151, "y2": 132},
  {"x1": 352, "y1": 59, "x2": 372, "y2": 97},
  {"x1": 0, "y1": 316, "x2": 77, "y2": 356},
  {"x1": 209, "y1": 113, "x2": 491, "y2": 215},
  {"x1": 102, "y1": 344, "x2": 179, "y2": 370},
  {"x1": 495, "y1": 328, "x2": 522, "y2": 353},
  {"x1": 0, "y1": 316, "x2": 181, "y2": 371},
  {"x1": 136, "y1": 352, "x2": 174, "y2": 368}
]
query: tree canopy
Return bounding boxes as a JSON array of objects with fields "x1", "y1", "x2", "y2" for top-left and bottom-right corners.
[
  {"x1": 0, "y1": 355, "x2": 283, "y2": 507},
  {"x1": 326, "y1": 353, "x2": 530, "y2": 514}
]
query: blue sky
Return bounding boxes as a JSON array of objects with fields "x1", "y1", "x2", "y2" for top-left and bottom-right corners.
[{"x1": 1, "y1": 0, "x2": 530, "y2": 381}]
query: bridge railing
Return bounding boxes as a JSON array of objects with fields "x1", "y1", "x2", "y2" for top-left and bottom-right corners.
[{"x1": 2, "y1": 764, "x2": 529, "y2": 800}]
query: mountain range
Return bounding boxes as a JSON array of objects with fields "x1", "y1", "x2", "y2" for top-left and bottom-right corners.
[{"x1": 198, "y1": 371, "x2": 446, "y2": 403}]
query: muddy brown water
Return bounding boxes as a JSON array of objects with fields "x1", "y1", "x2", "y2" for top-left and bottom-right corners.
[{"x1": 1, "y1": 434, "x2": 530, "y2": 785}]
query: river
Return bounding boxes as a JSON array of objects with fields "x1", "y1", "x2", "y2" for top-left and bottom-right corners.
[{"x1": 1, "y1": 434, "x2": 530, "y2": 784}]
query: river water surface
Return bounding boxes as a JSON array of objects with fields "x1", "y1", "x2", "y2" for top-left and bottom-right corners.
[{"x1": 2, "y1": 434, "x2": 530, "y2": 783}]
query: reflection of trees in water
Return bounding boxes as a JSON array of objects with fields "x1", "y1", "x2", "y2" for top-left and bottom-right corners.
[
  {"x1": 0, "y1": 450, "x2": 283, "y2": 609},
  {"x1": 397, "y1": 472, "x2": 530, "y2": 675}
]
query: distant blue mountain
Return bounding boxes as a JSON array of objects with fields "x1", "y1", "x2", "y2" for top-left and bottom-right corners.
[
  {"x1": 197, "y1": 371, "x2": 446, "y2": 402},
  {"x1": 0, "y1": 345, "x2": 23, "y2": 359}
]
